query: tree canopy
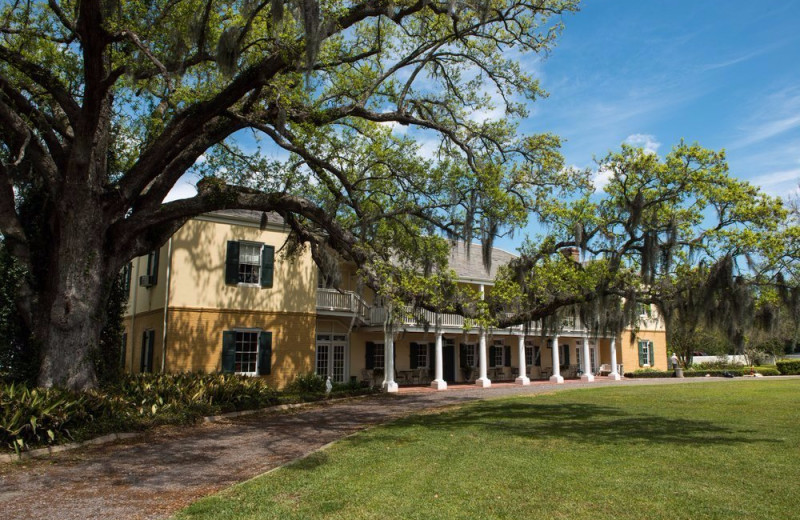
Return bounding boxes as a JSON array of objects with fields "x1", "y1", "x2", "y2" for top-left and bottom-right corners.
[{"x1": 0, "y1": 0, "x2": 582, "y2": 388}]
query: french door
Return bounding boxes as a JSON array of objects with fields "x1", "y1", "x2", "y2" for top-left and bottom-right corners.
[{"x1": 316, "y1": 333, "x2": 348, "y2": 382}]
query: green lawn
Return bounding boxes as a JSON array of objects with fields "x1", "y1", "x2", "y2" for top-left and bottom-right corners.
[{"x1": 175, "y1": 380, "x2": 800, "y2": 520}]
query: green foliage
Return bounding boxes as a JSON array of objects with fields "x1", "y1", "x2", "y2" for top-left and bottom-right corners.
[
  {"x1": 284, "y1": 372, "x2": 327, "y2": 396},
  {"x1": 1, "y1": 373, "x2": 280, "y2": 453},
  {"x1": 0, "y1": 243, "x2": 36, "y2": 384},
  {"x1": 624, "y1": 367, "x2": 780, "y2": 378},
  {"x1": 776, "y1": 359, "x2": 800, "y2": 375}
]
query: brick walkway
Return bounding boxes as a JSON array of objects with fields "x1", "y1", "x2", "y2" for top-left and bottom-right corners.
[{"x1": 0, "y1": 376, "x2": 784, "y2": 520}]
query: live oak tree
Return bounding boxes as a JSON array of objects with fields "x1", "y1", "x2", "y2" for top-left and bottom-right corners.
[
  {"x1": 489, "y1": 143, "x2": 789, "y2": 353},
  {"x1": 0, "y1": 0, "x2": 581, "y2": 389}
]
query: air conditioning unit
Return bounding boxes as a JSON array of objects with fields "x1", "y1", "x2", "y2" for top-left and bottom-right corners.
[{"x1": 139, "y1": 275, "x2": 155, "y2": 287}]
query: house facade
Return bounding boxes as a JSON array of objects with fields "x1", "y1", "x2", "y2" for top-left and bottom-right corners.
[{"x1": 122, "y1": 210, "x2": 667, "y2": 391}]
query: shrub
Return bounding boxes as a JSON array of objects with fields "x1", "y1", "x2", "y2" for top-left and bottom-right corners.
[
  {"x1": 625, "y1": 367, "x2": 780, "y2": 378},
  {"x1": 776, "y1": 359, "x2": 800, "y2": 375},
  {"x1": 284, "y1": 373, "x2": 327, "y2": 396}
]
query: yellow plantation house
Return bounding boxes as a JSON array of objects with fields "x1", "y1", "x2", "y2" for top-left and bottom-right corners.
[{"x1": 122, "y1": 210, "x2": 667, "y2": 391}]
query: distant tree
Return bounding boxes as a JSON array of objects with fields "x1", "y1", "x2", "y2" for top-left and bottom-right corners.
[{"x1": 491, "y1": 143, "x2": 788, "y2": 350}]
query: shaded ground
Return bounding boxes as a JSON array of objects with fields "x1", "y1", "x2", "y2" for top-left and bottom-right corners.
[{"x1": 0, "y1": 377, "x2": 788, "y2": 520}]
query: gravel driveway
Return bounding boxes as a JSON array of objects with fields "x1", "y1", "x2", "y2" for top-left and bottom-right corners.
[{"x1": 0, "y1": 377, "x2": 779, "y2": 520}]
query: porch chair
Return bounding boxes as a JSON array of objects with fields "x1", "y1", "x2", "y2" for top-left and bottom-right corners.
[{"x1": 598, "y1": 364, "x2": 611, "y2": 376}]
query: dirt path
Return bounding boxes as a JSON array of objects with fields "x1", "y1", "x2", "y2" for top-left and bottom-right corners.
[{"x1": 0, "y1": 377, "x2": 781, "y2": 520}]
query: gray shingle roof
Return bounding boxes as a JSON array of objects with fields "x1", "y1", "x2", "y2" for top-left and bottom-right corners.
[{"x1": 448, "y1": 242, "x2": 517, "y2": 281}]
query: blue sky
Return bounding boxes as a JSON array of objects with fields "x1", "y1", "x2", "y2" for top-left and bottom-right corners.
[
  {"x1": 525, "y1": 0, "x2": 800, "y2": 192},
  {"x1": 489, "y1": 0, "x2": 800, "y2": 251}
]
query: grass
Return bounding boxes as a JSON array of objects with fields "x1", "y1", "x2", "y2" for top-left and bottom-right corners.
[{"x1": 175, "y1": 380, "x2": 800, "y2": 520}]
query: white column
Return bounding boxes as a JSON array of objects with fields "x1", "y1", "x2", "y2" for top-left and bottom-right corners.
[
  {"x1": 550, "y1": 335, "x2": 564, "y2": 383},
  {"x1": 383, "y1": 325, "x2": 398, "y2": 393},
  {"x1": 580, "y1": 333, "x2": 595, "y2": 382},
  {"x1": 475, "y1": 328, "x2": 491, "y2": 387},
  {"x1": 515, "y1": 334, "x2": 530, "y2": 385},
  {"x1": 608, "y1": 336, "x2": 621, "y2": 380},
  {"x1": 431, "y1": 323, "x2": 447, "y2": 390}
]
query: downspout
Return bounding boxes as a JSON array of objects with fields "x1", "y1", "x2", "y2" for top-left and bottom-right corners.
[
  {"x1": 160, "y1": 237, "x2": 173, "y2": 373},
  {"x1": 129, "y1": 259, "x2": 140, "y2": 372}
]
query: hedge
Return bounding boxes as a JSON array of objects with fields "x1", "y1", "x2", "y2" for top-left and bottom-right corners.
[
  {"x1": 2, "y1": 373, "x2": 377, "y2": 454},
  {"x1": 625, "y1": 367, "x2": 781, "y2": 378},
  {"x1": 776, "y1": 359, "x2": 800, "y2": 375}
]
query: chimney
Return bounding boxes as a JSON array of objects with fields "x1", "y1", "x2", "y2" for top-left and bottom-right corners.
[{"x1": 561, "y1": 247, "x2": 580, "y2": 263}]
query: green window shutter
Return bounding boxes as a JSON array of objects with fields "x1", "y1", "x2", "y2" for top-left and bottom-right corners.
[
  {"x1": 460, "y1": 344, "x2": 468, "y2": 368},
  {"x1": 488, "y1": 346, "x2": 496, "y2": 368},
  {"x1": 260, "y1": 245, "x2": 275, "y2": 288},
  {"x1": 225, "y1": 241, "x2": 240, "y2": 285},
  {"x1": 124, "y1": 263, "x2": 132, "y2": 293},
  {"x1": 504, "y1": 345, "x2": 511, "y2": 367},
  {"x1": 147, "y1": 250, "x2": 160, "y2": 284},
  {"x1": 638, "y1": 340, "x2": 645, "y2": 366},
  {"x1": 147, "y1": 330, "x2": 155, "y2": 372},
  {"x1": 259, "y1": 332, "x2": 272, "y2": 375},
  {"x1": 429, "y1": 343, "x2": 435, "y2": 372},
  {"x1": 121, "y1": 332, "x2": 127, "y2": 369},
  {"x1": 563, "y1": 344, "x2": 570, "y2": 366},
  {"x1": 535, "y1": 346, "x2": 541, "y2": 367},
  {"x1": 365, "y1": 342, "x2": 375, "y2": 369},
  {"x1": 648, "y1": 340, "x2": 655, "y2": 366},
  {"x1": 410, "y1": 342, "x2": 418, "y2": 369},
  {"x1": 222, "y1": 331, "x2": 236, "y2": 373},
  {"x1": 140, "y1": 331, "x2": 148, "y2": 373}
]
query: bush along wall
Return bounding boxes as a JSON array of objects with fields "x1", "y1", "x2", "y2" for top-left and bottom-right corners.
[
  {"x1": 2, "y1": 372, "x2": 379, "y2": 455},
  {"x1": 776, "y1": 359, "x2": 800, "y2": 375},
  {"x1": 625, "y1": 367, "x2": 781, "y2": 378}
]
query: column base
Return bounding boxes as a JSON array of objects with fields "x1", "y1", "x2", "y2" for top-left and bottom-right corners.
[
  {"x1": 383, "y1": 381, "x2": 399, "y2": 393},
  {"x1": 475, "y1": 377, "x2": 492, "y2": 388},
  {"x1": 549, "y1": 374, "x2": 564, "y2": 384},
  {"x1": 580, "y1": 373, "x2": 595, "y2": 382},
  {"x1": 607, "y1": 373, "x2": 621, "y2": 381},
  {"x1": 430, "y1": 379, "x2": 448, "y2": 391},
  {"x1": 515, "y1": 376, "x2": 530, "y2": 386}
]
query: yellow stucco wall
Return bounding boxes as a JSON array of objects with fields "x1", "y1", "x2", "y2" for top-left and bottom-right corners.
[
  {"x1": 125, "y1": 244, "x2": 168, "y2": 316},
  {"x1": 167, "y1": 308, "x2": 315, "y2": 388},
  {"x1": 165, "y1": 308, "x2": 316, "y2": 389},
  {"x1": 619, "y1": 328, "x2": 668, "y2": 372},
  {"x1": 167, "y1": 218, "x2": 316, "y2": 314}
]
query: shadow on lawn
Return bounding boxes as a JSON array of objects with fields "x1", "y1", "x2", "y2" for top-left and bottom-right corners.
[{"x1": 350, "y1": 401, "x2": 779, "y2": 448}]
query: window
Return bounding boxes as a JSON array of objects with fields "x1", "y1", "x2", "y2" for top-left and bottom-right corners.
[
  {"x1": 238, "y1": 243, "x2": 262, "y2": 284},
  {"x1": 493, "y1": 341, "x2": 505, "y2": 366},
  {"x1": 140, "y1": 330, "x2": 155, "y2": 373},
  {"x1": 374, "y1": 344, "x2": 385, "y2": 369},
  {"x1": 638, "y1": 340, "x2": 654, "y2": 367},
  {"x1": 409, "y1": 342, "x2": 428, "y2": 369},
  {"x1": 225, "y1": 241, "x2": 275, "y2": 287},
  {"x1": 222, "y1": 330, "x2": 272, "y2": 375},
  {"x1": 139, "y1": 250, "x2": 159, "y2": 287},
  {"x1": 460, "y1": 343, "x2": 477, "y2": 368},
  {"x1": 526, "y1": 343, "x2": 541, "y2": 367},
  {"x1": 417, "y1": 345, "x2": 428, "y2": 368},
  {"x1": 637, "y1": 303, "x2": 652, "y2": 318}
]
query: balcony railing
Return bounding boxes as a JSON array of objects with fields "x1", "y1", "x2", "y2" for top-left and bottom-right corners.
[{"x1": 316, "y1": 288, "x2": 371, "y2": 322}]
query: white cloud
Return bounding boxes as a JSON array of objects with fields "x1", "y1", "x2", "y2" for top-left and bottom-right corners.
[
  {"x1": 624, "y1": 133, "x2": 661, "y2": 155},
  {"x1": 730, "y1": 87, "x2": 800, "y2": 149},
  {"x1": 592, "y1": 164, "x2": 615, "y2": 191},
  {"x1": 749, "y1": 168, "x2": 800, "y2": 188}
]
